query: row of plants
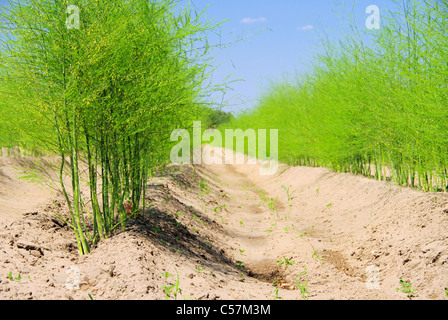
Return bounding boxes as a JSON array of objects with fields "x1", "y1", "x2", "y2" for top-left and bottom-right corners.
[{"x1": 222, "y1": 0, "x2": 448, "y2": 191}]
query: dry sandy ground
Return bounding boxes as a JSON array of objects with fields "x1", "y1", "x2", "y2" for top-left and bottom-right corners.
[{"x1": 0, "y1": 147, "x2": 448, "y2": 300}]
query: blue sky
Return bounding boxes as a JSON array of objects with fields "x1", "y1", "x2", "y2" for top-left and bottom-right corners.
[
  {"x1": 178, "y1": 0, "x2": 386, "y2": 113},
  {"x1": 0, "y1": 0, "x2": 389, "y2": 113}
]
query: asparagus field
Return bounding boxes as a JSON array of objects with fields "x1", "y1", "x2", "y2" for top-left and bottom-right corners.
[{"x1": 1, "y1": 0, "x2": 448, "y2": 303}]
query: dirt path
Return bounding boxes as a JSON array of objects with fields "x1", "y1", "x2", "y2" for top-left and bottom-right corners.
[
  {"x1": 1, "y1": 150, "x2": 448, "y2": 300},
  {"x1": 196, "y1": 146, "x2": 448, "y2": 299}
]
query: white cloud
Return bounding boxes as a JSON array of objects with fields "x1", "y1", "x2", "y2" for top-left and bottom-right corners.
[
  {"x1": 297, "y1": 25, "x2": 314, "y2": 31},
  {"x1": 241, "y1": 17, "x2": 267, "y2": 24}
]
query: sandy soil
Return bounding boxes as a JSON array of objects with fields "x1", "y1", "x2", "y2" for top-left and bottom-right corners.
[{"x1": 1, "y1": 147, "x2": 448, "y2": 300}]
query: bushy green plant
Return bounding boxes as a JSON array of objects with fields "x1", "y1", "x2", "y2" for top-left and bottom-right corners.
[{"x1": 0, "y1": 0, "x2": 226, "y2": 254}]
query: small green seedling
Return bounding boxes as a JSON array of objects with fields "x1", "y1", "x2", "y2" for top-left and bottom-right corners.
[
  {"x1": 268, "y1": 198, "x2": 279, "y2": 217},
  {"x1": 294, "y1": 266, "x2": 310, "y2": 300},
  {"x1": 236, "y1": 260, "x2": 246, "y2": 270},
  {"x1": 161, "y1": 271, "x2": 174, "y2": 279},
  {"x1": 264, "y1": 222, "x2": 277, "y2": 233},
  {"x1": 312, "y1": 250, "x2": 323, "y2": 264},
  {"x1": 277, "y1": 257, "x2": 296, "y2": 270},
  {"x1": 395, "y1": 278, "x2": 416, "y2": 298},
  {"x1": 281, "y1": 184, "x2": 296, "y2": 207},
  {"x1": 196, "y1": 266, "x2": 204, "y2": 273},
  {"x1": 7, "y1": 272, "x2": 22, "y2": 282},
  {"x1": 272, "y1": 280, "x2": 282, "y2": 300},
  {"x1": 161, "y1": 270, "x2": 181, "y2": 300}
]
